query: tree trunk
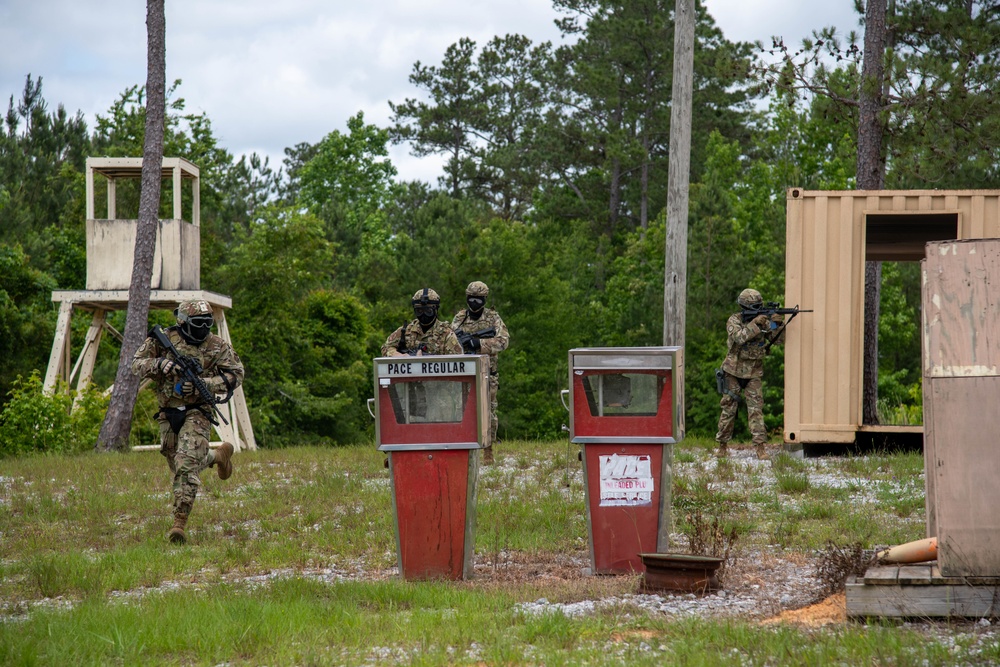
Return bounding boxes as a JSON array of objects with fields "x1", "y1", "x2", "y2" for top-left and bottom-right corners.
[
  {"x1": 858, "y1": 0, "x2": 888, "y2": 425},
  {"x1": 96, "y1": 0, "x2": 166, "y2": 451},
  {"x1": 663, "y1": 0, "x2": 694, "y2": 348}
]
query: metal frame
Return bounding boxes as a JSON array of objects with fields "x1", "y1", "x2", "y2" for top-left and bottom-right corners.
[
  {"x1": 566, "y1": 347, "x2": 685, "y2": 444},
  {"x1": 372, "y1": 354, "x2": 490, "y2": 452}
]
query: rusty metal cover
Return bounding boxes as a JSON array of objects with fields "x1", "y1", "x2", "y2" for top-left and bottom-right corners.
[{"x1": 638, "y1": 553, "x2": 723, "y2": 594}]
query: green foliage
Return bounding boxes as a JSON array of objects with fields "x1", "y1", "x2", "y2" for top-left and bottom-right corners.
[
  {"x1": 0, "y1": 244, "x2": 57, "y2": 406},
  {"x1": 877, "y1": 262, "x2": 922, "y2": 423},
  {"x1": 299, "y1": 111, "x2": 397, "y2": 216},
  {"x1": 0, "y1": 372, "x2": 109, "y2": 457}
]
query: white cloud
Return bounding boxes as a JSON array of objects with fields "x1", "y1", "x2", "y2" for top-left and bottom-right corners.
[{"x1": 0, "y1": 0, "x2": 859, "y2": 183}]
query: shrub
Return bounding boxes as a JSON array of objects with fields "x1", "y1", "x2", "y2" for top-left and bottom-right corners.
[{"x1": 0, "y1": 371, "x2": 109, "y2": 457}]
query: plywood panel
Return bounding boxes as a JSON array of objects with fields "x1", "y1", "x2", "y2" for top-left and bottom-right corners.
[
  {"x1": 923, "y1": 240, "x2": 1000, "y2": 378},
  {"x1": 927, "y1": 377, "x2": 1000, "y2": 575},
  {"x1": 86, "y1": 219, "x2": 201, "y2": 291}
]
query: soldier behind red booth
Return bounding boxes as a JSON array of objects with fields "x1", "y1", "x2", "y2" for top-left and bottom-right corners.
[
  {"x1": 381, "y1": 288, "x2": 462, "y2": 357},
  {"x1": 451, "y1": 281, "x2": 509, "y2": 464}
]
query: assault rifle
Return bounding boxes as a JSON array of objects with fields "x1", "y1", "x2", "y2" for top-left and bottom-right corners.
[
  {"x1": 394, "y1": 322, "x2": 428, "y2": 356},
  {"x1": 151, "y1": 325, "x2": 230, "y2": 426},
  {"x1": 740, "y1": 302, "x2": 812, "y2": 323},
  {"x1": 455, "y1": 327, "x2": 496, "y2": 354},
  {"x1": 739, "y1": 302, "x2": 812, "y2": 353}
]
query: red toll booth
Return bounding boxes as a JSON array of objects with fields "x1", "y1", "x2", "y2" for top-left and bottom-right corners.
[
  {"x1": 562, "y1": 347, "x2": 684, "y2": 574},
  {"x1": 371, "y1": 354, "x2": 489, "y2": 580}
]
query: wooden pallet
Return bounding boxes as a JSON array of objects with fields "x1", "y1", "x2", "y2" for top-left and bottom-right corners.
[{"x1": 846, "y1": 565, "x2": 1000, "y2": 619}]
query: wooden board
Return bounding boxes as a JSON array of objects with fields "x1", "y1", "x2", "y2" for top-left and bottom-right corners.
[{"x1": 847, "y1": 576, "x2": 1000, "y2": 618}]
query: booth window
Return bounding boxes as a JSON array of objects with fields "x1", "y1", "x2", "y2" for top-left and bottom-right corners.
[
  {"x1": 581, "y1": 373, "x2": 663, "y2": 416},
  {"x1": 386, "y1": 380, "x2": 470, "y2": 424}
]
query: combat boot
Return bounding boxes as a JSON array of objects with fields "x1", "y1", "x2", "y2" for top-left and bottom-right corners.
[
  {"x1": 755, "y1": 443, "x2": 769, "y2": 460},
  {"x1": 212, "y1": 442, "x2": 234, "y2": 480},
  {"x1": 715, "y1": 442, "x2": 729, "y2": 458},
  {"x1": 168, "y1": 512, "x2": 188, "y2": 544},
  {"x1": 482, "y1": 446, "x2": 494, "y2": 465}
]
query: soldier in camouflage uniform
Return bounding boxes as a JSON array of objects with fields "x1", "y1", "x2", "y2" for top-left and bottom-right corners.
[
  {"x1": 715, "y1": 288, "x2": 785, "y2": 460},
  {"x1": 452, "y1": 281, "x2": 509, "y2": 464},
  {"x1": 131, "y1": 300, "x2": 244, "y2": 544},
  {"x1": 381, "y1": 288, "x2": 463, "y2": 357}
]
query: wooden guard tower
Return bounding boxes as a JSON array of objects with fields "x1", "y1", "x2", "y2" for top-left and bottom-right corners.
[{"x1": 43, "y1": 156, "x2": 257, "y2": 451}]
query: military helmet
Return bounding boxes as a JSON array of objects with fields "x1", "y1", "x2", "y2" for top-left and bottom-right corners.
[
  {"x1": 175, "y1": 300, "x2": 214, "y2": 343},
  {"x1": 411, "y1": 288, "x2": 441, "y2": 306},
  {"x1": 736, "y1": 287, "x2": 764, "y2": 308},
  {"x1": 465, "y1": 281, "x2": 489, "y2": 297},
  {"x1": 175, "y1": 299, "x2": 212, "y2": 324},
  {"x1": 737, "y1": 288, "x2": 763, "y2": 309}
]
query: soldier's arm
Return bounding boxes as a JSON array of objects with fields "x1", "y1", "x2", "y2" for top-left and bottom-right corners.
[
  {"x1": 381, "y1": 327, "x2": 405, "y2": 357},
  {"x1": 130, "y1": 336, "x2": 167, "y2": 380},
  {"x1": 203, "y1": 343, "x2": 244, "y2": 394},
  {"x1": 444, "y1": 330, "x2": 463, "y2": 355},
  {"x1": 727, "y1": 317, "x2": 763, "y2": 346},
  {"x1": 479, "y1": 312, "x2": 509, "y2": 354}
]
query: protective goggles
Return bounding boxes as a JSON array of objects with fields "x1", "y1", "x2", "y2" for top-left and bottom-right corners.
[
  {"x1": 466, "y1": 296, "x2": 486, "y2": 311},
  {"x1": 413, "y1": 306, "x2": 437, "y2": 318},
  {"x1": 187, "y1": 315, "x2": 214, "y2": 329}
]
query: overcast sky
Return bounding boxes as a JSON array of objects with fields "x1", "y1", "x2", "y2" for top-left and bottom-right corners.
[{"x1": 0, "y1": 0, "x2": 862, "y2": 184}]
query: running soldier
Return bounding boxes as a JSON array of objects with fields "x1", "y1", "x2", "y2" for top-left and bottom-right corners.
[{"x1": 131, "y1": 300, "x2": 243, "y2": 544}]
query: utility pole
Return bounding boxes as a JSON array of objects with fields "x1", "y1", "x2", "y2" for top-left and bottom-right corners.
[{"x1": 663, "y1": 0, "x2": 694, "y2": 348}]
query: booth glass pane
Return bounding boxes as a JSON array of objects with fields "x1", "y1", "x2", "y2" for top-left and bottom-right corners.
[
  {"x1": 386, "y1": 380, "x2": 470, "y2": 424},
  {"x1": 581, "y1": 373, "x2": 664, "y2": 417}
]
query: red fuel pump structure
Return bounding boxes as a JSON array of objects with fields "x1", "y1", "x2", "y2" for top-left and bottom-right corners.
[
  {"x1": 370, "y1": 354, "x2": 490, "y2": 580},
  {"x1": 562, "y1": 347, "x2": 684, "y2": 574}
]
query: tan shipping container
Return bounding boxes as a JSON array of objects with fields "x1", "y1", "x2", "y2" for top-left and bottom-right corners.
[{"x1": 783, "y1": 189, "x2": 1000, "y2": 451}]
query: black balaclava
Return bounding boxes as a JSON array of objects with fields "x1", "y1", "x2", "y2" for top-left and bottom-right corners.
[
  {"x1": 466, "y1": 295, "x2": 485, "y2": 321},
  {"x1": 412, "y1": 288, "x2": 439, "y2": 330},
  {"x1": 415, "y1": 305, "x2": 438, "y2": 329},
  {"x1": 180, "y1": 315, "x2": 213, "y2": 344}
]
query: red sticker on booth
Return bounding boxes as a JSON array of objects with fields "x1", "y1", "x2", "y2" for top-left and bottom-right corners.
[{"x1": 598, "y1": 454, "x2": 654, "y2": 506}]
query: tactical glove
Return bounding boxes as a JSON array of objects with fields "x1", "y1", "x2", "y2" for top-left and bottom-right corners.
[
  {"x1": 174, "y1": 381, "x2": 196, "y2": 396},
  {"x1": 158, "y1": 358, "x2": 179, "y2": 376},
  {"x1": 752, "y1": 314, "x2": 770, "y2": 329}
]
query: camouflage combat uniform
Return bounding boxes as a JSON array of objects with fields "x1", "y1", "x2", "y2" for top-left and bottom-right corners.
[
  {"x1": 381, "y1": 319, "x2": 462, "y2": 356},
  {"x1": 452, "y1": 308, "x2": 509, "y2": 449},
  {"x1": 715, "y1": 312, "x2": 784, "y2": 449},
  {"x1": 131, "y1": 325, "x2": 244, "y2": 519}
]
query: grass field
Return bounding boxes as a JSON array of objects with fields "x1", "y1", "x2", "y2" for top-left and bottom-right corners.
[{"x1": 2, "y1": 438, "x2": 998, "y2": 665}]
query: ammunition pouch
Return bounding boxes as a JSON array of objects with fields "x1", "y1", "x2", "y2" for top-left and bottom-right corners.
[{"x1": 160, "y1": 406, "x2": 189, "y2": 435}]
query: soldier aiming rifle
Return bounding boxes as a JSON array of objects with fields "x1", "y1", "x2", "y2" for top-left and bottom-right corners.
[{"x1": 715, "y1": 289, "x2": 811, "y2": 460}]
